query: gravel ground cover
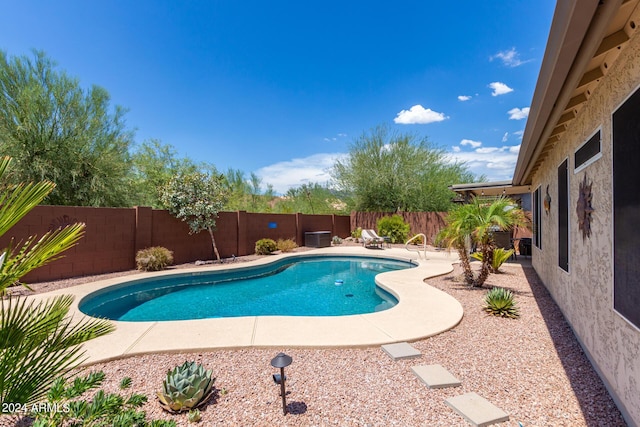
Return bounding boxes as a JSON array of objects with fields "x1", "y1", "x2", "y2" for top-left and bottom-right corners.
[{"x1": 1, "y1": 246, "x2": 627, "y2": 426}]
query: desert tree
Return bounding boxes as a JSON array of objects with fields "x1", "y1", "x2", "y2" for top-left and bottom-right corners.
[
  {"x1": 0, "y1": 50, "x2": 134, "y2": 206},
  {"x1": 331, "y1": 125, "x2": 479, "y2": 212},
  {"x1": 161, "y1": 170, "x2": 229, "y2": 261},
  {"x1": 130, "y1": 139, "x2": 200, "y2": 208}
]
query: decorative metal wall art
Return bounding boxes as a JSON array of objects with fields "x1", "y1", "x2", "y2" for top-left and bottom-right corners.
[
  {"x1": 543, "y1": 185, "x2": 551, "y2": 213},
  {"x1": 49, "y1": 215, "x2": 79, "y2": 231},
  {"x1": 576, "y1": 175, "x2": 594, "y2": 240}
]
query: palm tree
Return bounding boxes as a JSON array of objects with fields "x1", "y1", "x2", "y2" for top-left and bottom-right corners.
[
  {"x1": 0, "y1": 295, "x2": 114, "y2": 405},
  {"x1": 437, "y1": 196, "x2": 526, "y2": 287},
  {"x1": 0, "y1": 156, "x2": 115, "y2": 405}
]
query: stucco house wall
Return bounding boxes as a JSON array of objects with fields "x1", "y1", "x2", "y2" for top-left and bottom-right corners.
[{"x1": 530, "y1": 22, "x2": 640, "y2": 425}]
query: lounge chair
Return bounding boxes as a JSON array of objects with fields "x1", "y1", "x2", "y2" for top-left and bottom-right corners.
[
  {"x1": 368, "y1": 229, "x2": 390, "y2": 247},
  {"x1": 362, "y1": 229, "x2": 384, "y2": 249}
]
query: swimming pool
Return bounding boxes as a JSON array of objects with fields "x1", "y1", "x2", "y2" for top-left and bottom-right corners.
[{"x1": 79, "y1": 255, "x2": 416, "y2": 321}]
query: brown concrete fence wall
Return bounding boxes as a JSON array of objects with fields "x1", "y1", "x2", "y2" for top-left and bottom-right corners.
[
  {"x1": 0, "y1": 206, "x2": 351, "y2": 283},
  {"x1": 1, "y1": 207, "x2": 458, "y2": 283},
  {"x1": 350, "y1": 211, "x2": 448, "y2": 245}
]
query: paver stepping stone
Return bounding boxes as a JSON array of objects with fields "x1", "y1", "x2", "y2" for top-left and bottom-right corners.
[
  {"x1": 381, "y1": 342, "x2": 421, "y2": 360},
  {"x1": 445, "y1": 392, "x2": 509, "y2": 427},
  {"x1": 411, "y1": 364, "x2": 461, "y2": 389}
]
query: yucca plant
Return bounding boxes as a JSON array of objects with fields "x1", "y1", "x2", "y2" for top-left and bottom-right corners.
[
  {"x1": 157, "y1": 361, "x2": 215, "y2": 413},
  {"x1": 483, "y1": 287, "x2": 520, "y2": 318},
  {"x1": 471, "y1": 247, "x2": 515, "y2": 273}
]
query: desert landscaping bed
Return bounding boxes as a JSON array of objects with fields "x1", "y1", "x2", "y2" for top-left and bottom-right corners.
[{"x1": 2, "y1": 249, "x2": 626, "y2": 426}]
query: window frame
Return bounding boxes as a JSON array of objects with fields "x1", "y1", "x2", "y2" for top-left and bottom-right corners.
[
  {"x1": 574, "y1": 127, "x2": 602, "y2": 174},
  {"x1": 532, "y1": 186, "x2": 542, "y2": 250},
  {"x1": 558, "y1": 158, "x2": 569, "y2": 273}
]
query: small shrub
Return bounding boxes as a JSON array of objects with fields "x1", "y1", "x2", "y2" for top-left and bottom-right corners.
[
  {"x1": 332, "y1": 235, "x2": 343, "y2": 245},
  {"x1": 277, "y1": 238, "x2": 298, "y2": 252},
  {"x1": 409, "y1": 234, "x2": 424, "y2": 245},
  {"x1": 188, "y1": 409, "x2": 202, "y2": 423},
  {"x1": 351, "y1": 227, "x2": 362, "y2": 239},
  {"x1": 471, "y1": 248, "x2": 514, "y2": 272},
  {"x1": 136, "y1": 246, "x2": 174, "y2": 271},
  {"x1": 376, "y1": 215, "x2": 410, "y2": 244},
  {"x1": 255, "y1": 238, "x2": 277, "y2": 255},
  {"x1": 483, "y1": 287, "x2": 520, "y2": 318}
]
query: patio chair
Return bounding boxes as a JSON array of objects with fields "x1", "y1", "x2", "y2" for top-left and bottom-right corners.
[
  {"x1": 362, "y1": 229, "x2": 384, "y2": 249},
  {"x1": 368, "y1": 229, "x2": 391, "y2": 247}
]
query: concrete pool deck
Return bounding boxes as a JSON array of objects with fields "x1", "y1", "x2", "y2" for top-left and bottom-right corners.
[{"x1": 30, "y1": 246, "x2": 463, "y2": 364}]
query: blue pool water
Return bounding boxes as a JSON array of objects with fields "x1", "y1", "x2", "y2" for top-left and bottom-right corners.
[{"x1": 79, "y1": 256, "x2": 415, "y2": 321}]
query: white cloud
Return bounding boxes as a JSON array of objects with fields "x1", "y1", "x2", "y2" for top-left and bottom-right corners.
[
  {"x1": 458, "y1": 95, "x2": 472, "y2": 101},
  {"x1": 323, "y1": 133, "x2": 348, "y2": 142},
  {"x1": 501, "y1": 132, "x2": 509, "y2": 143},
  {"x1": 452, "y1": 146, "x2": 461, "y2": 152},
  {"x1": 490, "y1": 48, "x2": 531, "y2": 67},
  {"x1": 460, "y1": 139, "x2": 482, "y2": 148},
  {"x1": 489, "y1": 82, "x2": 513, "y2": 96},
  {"x1": 508, "y1": 107, "x2": 530, "y2": 120},
  {"x1": 394, "y1": 104, "x2": 447, "y2": 124},
  {"x1": 254, "y1": 153, "x2": 346, "y2": 194},
  {"x1": 447, "y1": 144, "x2": 521, "y2": 181},
  {"x1": 476, "y1": 147, "x2": 498, "y2": 154}
]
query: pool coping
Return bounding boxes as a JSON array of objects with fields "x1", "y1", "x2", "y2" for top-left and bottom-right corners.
[{"x1": 29, "y1": 246, "x2": 463, "y2": 364}]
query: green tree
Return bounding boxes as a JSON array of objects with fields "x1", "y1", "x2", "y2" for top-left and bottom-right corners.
[
  {"x1": 161, "y1": 170, "x2": 229, "y2": 261},
  {"x1": 130, "y1": 139, "x2": 199, "y2": 208},
  {"x1": 224, "y1": 168, "x2": 252, "y2": 211},
  {"x1": 0, "y1": 50, "x2": 134, "y2": 206},
  {"x1": 0, "y1": 156, "x2": 114, "y2": 405},
  {"x1": 331, "y1": 125, "x2": 479, "y2": 212},
  {"x1": 272, "y1": 183, "x2": 347, "y2": 214},
  {"x1": 224, "y1": 169, "x2": 275, "y2": 212},
  {"x1": 436, "y1": 196, "x2": 526, "y2": 287}
]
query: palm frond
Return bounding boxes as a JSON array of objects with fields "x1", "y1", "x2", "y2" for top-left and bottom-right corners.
[{"x1": 0, "y1": 295, "x2": 114, "y2": 404}]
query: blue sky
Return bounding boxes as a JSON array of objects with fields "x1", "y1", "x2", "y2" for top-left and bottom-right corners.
[{"x1": 1, "y1": 1, "x2": 555, "y2": 193}]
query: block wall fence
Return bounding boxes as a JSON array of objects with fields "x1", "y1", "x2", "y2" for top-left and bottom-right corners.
[
  {"x1": 0, "y1": 206, "x2": 351, "y2": 283},
  {"x1": 1, "y1": 206, "x2": 460, "y2": 283}
]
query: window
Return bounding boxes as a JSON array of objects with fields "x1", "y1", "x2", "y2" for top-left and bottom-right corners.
[
  {"x1": 558, "y1": 159, "x2": 569, "y2": 272},
  {"x1": 574, "y1": 129, "x2": 601, "y2": 173},
  {"x1": 533, "y1": 187, "x2": 541, "y2": 249},
  {"x1": 613, "y1": 86, "x2": 640, "y2": 329}
]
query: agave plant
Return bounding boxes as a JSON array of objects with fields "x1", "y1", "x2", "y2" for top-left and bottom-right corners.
[
  {"x1": 483, "y1": 287, "x2": 520, "y2": 318},
  {"x1": 157, "y1": 361, "x2": 214, "y2": 413}
]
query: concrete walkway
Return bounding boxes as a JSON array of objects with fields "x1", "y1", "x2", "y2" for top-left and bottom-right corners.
[{"x1": 30, "y1": 246, "x2": 463, "y2": 364}]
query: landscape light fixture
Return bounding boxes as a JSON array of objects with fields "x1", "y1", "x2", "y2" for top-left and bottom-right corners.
[{"x1": 270, "y1": 352, "x2": 292, "y2": 415}]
